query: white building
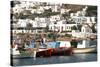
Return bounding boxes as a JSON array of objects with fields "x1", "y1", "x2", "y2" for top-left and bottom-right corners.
[
  {"x1": 31, "y1": 9, "x2": 37, "y2": 14},
  {"x1": 70, "y1": 6, "x2": 96, "y2": 25},
  {"x1": 16, "y1": 19, "x2": 28, "y2": 28},
  {"x1": 12, "y1": 4, "x2": 24, "y2": 14},
  {"x1": 12, "y1": 29, "x2": 35, "y2": 34},
  {"x1": 12, "y1": 1, "x2": 38, "y2": 14},
  {"x1": 51, "y1": 5, "x2": 60, "y2": 12},
  {"x1": 70, "y1": 6, "x2": 88, "y2": 17},
  {"x1": 60, "y1": 8, "x2": 71, "y2": 14},
  {"x1": 49, "y1": 20, "x2": 77, "y2": 32},
  {"x1": 35, "y1": 17, "x2": 48, "y2": 28},
  {"x1": 44, "y1": 6, "x2": 52, "y2": 10},
  {"x1": 72, "y1": 25, "x2": 93, "y2": 38},
  {"x1": 19, "y1": 1, "x2": 36, "y2": 10},
  {"x1": 71, "y1": 16, "x2": 96, "y2": 24},
  {"x1": 36, "y1": 6, "x2": 45, "y2": 14},
  {"x1": 50, "y1": 15, "x2": 61, "y2": 22},
  {"x1": 81, "y1": 25, "x2": 92, "y2": 33},
  {"x1": 13, "y1": 17, "x2": 49, "y2": 28}
]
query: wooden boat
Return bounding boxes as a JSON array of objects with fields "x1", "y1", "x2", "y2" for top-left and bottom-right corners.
[
  {"x1": 73, "y1": 47, "x2": 97, "y2": 53},
  {"x1": 51, "y1": 47, "x2": 73, "y2": 56},
  {"x1": 36, "y1": 47, "x2": 73, "y2": 57},
  {"x1": 11, "y1": 48, "x2": 37, "y2": 58},
  {"x1": 70, "y1": 39, "x2": 97, "y2": 53}
]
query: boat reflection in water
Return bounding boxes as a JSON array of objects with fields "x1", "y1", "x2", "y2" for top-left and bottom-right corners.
[{"x1": 12, "y1": 53, "x2": 97, "y2": 66}]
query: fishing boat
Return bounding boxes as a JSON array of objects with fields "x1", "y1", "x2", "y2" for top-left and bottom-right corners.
[
  {"x1": 51, "y1": 47, "x2": 73, "y2": 56},
  {"x1": 73, "y1": 47, "x2": 97, "y2": 53},
  {"x1": 11, "y1": 48, "x2": 73, "y2": 58},
  {"x1": 11, "y1": 39, "x2": 97, "y2": 58},
  {"x1": 11, "y1": 41, "x2": 73, "y2": 58},
  {"x1": 71, "y1": 39, "x2": 97, "y2": 53},
  {"x1": 36, "y1": 47, "x2": 73, "y2": 57}
]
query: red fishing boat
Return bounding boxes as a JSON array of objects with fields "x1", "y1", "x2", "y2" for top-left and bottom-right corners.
[{"x1": 36, "y1": 47, "x2": 73, "y2": 57}]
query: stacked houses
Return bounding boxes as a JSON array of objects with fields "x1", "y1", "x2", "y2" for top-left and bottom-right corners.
[{"x1": 11, "y1": 1, "x2": 97, "y2": 38}]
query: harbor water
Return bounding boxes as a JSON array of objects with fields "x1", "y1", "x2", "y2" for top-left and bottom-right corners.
[{"x1": 12, "y1": 53, "x2": 97, "y2": 66}]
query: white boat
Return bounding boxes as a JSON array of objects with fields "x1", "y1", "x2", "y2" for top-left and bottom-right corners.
[
  {"x1": 73, "y1": 47, "x2": 97, "y2": 53},
  {"x1": 11, "y1": 44, "x2": 20, "y2": 55},
  {"x1": 73, "y1": 39, "x2": 97, "y2": 53}
]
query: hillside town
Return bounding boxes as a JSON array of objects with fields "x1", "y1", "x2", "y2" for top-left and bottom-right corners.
[
  {"x1": 11, "y1": 1, "x2": 97, "y2": 39},
  {"x1": 10, "y1": 1, "x2": 97, "y2": 66},
  {"x1": 11, "y1": 1, "x2": 97, "y2": 56}
]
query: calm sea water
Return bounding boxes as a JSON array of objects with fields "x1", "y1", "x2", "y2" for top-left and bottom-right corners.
[{"x1": 12, "y1": 53, "x2": 97, "y2": 66}]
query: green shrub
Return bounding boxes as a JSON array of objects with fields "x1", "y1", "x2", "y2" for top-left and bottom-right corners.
[
  {"x1": 70, "y1": 40, "x2": 78, "y2": 48},
  {"x1": 65, "y1": 34, "x2": 72, "y2": 37}
]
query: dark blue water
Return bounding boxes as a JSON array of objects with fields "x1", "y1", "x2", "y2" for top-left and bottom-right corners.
[{"x1": 12, "y1": 53, "x2": 97, "y2": 66}]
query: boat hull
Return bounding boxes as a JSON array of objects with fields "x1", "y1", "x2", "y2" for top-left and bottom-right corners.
[
  {"x1": 51, "y1": 47, "x2": 73, "y2": 56},
  {"x1": 36, "y1": 47, "x2": 73, "y2": 57},
  {"x1": 73, "y1": 47, "x2": 97, "y2": 53},
  {"x1": 12, "y1": 47, "x2": 73, "y2": 58}
]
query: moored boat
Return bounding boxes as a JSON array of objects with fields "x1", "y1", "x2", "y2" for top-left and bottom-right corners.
[
  {"x1": 11, "y1": 45, "x2": 73, "y2": 58},
  {"x1": 36, "y1": 47, "x2": 73, "y2": 57},
  {"x1": 73, "y1": 47, "x2": 97, "y2": 53},
  {"x1": 70, "y1": 39, "x2": 97, "y2": 53},
  {"x1": 11, "y1": 39, "x2": 97, "y2": 58},
  {"x1": 51, "y1": 47, "x2": 73, "y2": 56}
]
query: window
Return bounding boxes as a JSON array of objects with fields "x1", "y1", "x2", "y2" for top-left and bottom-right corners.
[
  {"x1": 38, "y1": 30, "x2": 42, "y2": 33},
  {"x1": 83, "y1": 18, "x2": 87, "y2": 22},
  {"x1": 66, "y1": 26, "x2": 67, "y2": 29},
  {"x1": 69, "y1": 26, "x2": 71, "y2": 29},
  {"x1": 82, "y1": 29, "x2": 85, "y2": 32},
  {"x1": 14, "y1": 31, "x2": 16, "y2": 33},
  {"x1": 62, "y1": 21, "x2": 66, "y2": 24},
  {"x1": 78, "y1": 40, "x2": 82, "y2": 45},
  {"x1": 22, "y1": 30, "x2": 24, "y2": 33},
  {"x1": 51, "y1": 27, "x2": 52, "y2": 30},
  {"x1": 31, "y1": 30, "x2": 33, "y2": 32},
  {"x1": 54, "y1": 22, "x2": 57, "y2": 24},
  {"x1": 67, "y1": 26, "x2": 69, "y2": 29}
]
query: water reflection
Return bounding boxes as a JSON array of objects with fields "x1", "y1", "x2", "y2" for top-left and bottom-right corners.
[{"x1": 13, "y1": 53, "x2": 97, "y2": 66}]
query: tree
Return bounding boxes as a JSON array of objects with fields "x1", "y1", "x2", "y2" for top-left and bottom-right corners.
[
  {"x1": 47, "y1": 32, "x2": 57, "y2": 41},
  {"x1": 86, "y1": 6, "x2": 97, "y2": 16},
  {"x1": 70, "y1": 39, "x2": 78, "y2": 48},
  {"x1": 85, "y1": 23, "x2": 96, "y2": 33},
  {"x1": 71, "y1": 26, "x2": 77, "y2": 30},
  {"x1": 62, "y1": 13, "x2": 70, "y2": 19},
  {"x1": 45, "y1": 26, "x2": 49, "y2": 32},
  {"x1": 26, "y1": 23, "x2": 33, "y2": 30},
  {"x1": 85, "y1": 17, "x2": 97, "y2": 33},
  {"x1": 11, "y1": 1, "x2": 21, "y2": 7},
  {"x1": 77, "y1": 25, "x2": 82, "y2": 31}
]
